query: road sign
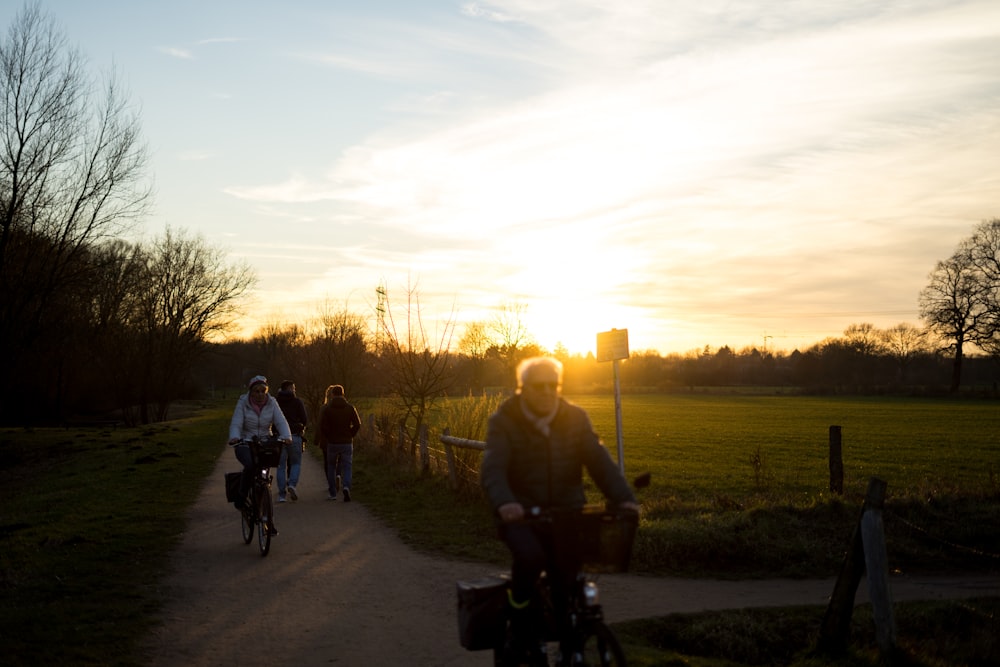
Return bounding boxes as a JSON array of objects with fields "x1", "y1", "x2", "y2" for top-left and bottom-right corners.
[{"x1": 596, "y1": 328, "x2": 629, "y2": 362}]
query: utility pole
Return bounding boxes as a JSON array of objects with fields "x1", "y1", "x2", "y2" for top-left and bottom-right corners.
[{"x1": 376, "y1": 282, "x2": 387, "y2": 353}]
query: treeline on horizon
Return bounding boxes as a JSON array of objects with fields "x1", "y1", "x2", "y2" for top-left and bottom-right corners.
[
  {"x1": 13, "y1": 320, "x2": 995, "y2": 429},
  {"x1": 192, "y1": 325, "x2": 994, "y2": 416}
]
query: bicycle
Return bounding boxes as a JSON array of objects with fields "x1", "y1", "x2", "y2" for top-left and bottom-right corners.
[
  {"x1": 231, "y1": 436, "x2": 283, "y2": 557},
  {"x1": 458, "y1": 506, "x2": 639, "y2": 667}
]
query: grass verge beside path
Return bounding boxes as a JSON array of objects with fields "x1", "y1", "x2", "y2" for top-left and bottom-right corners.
[{"x1": 0, "y1": 403, "x2": 226, "y2": 666}]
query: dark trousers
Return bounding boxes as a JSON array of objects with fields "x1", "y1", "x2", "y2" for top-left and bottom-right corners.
[{"x1": 500, "y1": 522, "x2": 577, "y2": 607}]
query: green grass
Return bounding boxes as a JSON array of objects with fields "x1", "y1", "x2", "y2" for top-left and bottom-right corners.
[
  {"x1": 401, "y1": 394, "x2": 1000, "y2": 578},
  {"x1": 572, "y1": 394, "x2": 1000, "y2": 500},
  {"x1": 1, "y1": 394, "x2": 998, "y2": 665},
  {"x1": 0, "y1": 402, "x2": 225, "y2": 666},
  {"x1": 613, "y1": 598, "x2": 1000, "y2": 666}
]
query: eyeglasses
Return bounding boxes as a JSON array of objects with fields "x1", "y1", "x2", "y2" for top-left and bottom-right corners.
[{"x1": 526, "y1": 382, "x2": 560, "y2": 392}]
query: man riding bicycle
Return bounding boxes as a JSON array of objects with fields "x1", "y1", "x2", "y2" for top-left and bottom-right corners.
[{"x1": 480, "y1": 356, "x2": 640, "y2": 663}]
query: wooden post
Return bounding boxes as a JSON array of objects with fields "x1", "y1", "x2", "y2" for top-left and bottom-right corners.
[
  {"x1": 817, "y1": 477, "x2": 886, "y2": 654},
  {"x1": 419, "y1": 423, "x2": 430, "y2": 474},
  {"x1": 443, "y1": 427, "x2": 458, "y2": 489},
  {"x1": 829, "y1": 426, "x2": 843, "y2": 495},
  {"x1": 860, "y1": 479, "x2": 896, "y2": 655}
]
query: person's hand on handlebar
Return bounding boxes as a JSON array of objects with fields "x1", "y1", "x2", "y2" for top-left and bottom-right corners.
[
  {"x1": 497, "y1": 502, "x2": 525, "y2": 523},
  {"x1": 228, "y1": 438, "x2": 240, "y2": 446}
]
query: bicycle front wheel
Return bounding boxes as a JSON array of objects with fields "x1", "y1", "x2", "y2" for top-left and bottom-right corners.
[
  {"x1": 574, "y1": 621, "x2": 626, "y2": 667},
  {"x1": 257, "y1": 482, "x2": 273, "y2": 557}
]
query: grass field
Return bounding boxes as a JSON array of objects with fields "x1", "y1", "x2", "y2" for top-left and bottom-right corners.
[
  {"x1": 570, "y1": 394, "x2": 1000, "y2": 499},
  {"x1": 0, "y1": 394, "x2": 997, "y2": 665},
  {"x1": 409, "y1": 393, "x2": 1000, "y2": 577}
]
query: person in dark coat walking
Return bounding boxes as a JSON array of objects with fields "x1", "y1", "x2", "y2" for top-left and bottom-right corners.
[
  {"x1": 274, "y1": 380, "x2": 308, "y2": 502},
  {"x1": 318, "y1": 384, "x2": 361, "y2": 501}
]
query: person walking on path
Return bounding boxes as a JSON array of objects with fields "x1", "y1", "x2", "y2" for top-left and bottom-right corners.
[
  {"x1": 227, "y1": 375, "x2": 292, "y2": 533},
  {"x1": 318, "y1": 384, "x2": 361, "y2": 502},
  {"x1": 275, "y1": 380, "x2": 308, "y2": 503}
]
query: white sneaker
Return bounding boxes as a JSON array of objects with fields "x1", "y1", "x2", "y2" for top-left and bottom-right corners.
[
  {"x1": 287, "y1": 485, "x2": 298, "y2": 501},
  {"x1": 278, "y1": 496, "x2": 287, "y2": 503}
]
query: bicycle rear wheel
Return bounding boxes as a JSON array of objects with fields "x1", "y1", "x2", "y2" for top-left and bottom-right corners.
[
  {"x1": 573, "y1": 621, "x2": 626, "y2": 666},
  {"x1": 256, "y1": 481, "x2": 273, "y2": 557}
]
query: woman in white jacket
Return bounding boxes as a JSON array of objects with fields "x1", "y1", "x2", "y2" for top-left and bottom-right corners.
[{"x1": 228, "y1": 376, "x2": 292, "y2": 530}]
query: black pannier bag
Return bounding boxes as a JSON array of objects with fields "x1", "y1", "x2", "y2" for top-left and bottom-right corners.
[
  {"x1": 224, "y1": 472, "x2": 242, "y2": 502},
  {"x1": 456, "y1": 576, "x2": 508, "y2": 650}
]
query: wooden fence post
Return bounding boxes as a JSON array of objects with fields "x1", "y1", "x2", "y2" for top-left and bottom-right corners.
[
  {"x1": 829, "y1": 425, "x2": 843, "y2": 495},
  {"x1": 860, "y1": 479, "x2": 897, "y2": 655},
  {"x1": 442, "y1": 427, "x2": 458, "y2": 489},
  {"x1": 817, "y1": 477, "x2": 894, "y2": 656},
  {"x1": 419, "y1": 423, "x2": 430, "y2": 474}
]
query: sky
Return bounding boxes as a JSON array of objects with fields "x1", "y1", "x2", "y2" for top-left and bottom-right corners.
[{"x1": 4, "y1": 1, "x2": 1000, "y2": 356}]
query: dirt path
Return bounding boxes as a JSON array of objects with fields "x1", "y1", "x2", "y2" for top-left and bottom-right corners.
[{"x1": 141, "y1": 451, "x2": 1000, "y2": 666}]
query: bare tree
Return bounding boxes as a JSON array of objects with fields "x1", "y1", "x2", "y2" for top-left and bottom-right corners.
[
  {"x1": 843, "y1": 323, "x2": 885, "y2": 357},
  {"x1": 0, "y1": 4, "x2": 150, "y2": 418},
  {"x1": 253, "y1": 318, "x2": 307, "y2": 379},
  {"x1": 87, "y1": 239, "x2": 150, "y2": 422},
  {"x1": 965, "y1": 218, "x2": 1000, "y2": 357},
  {"x1": 919, "y1": 249, "x2": 988, "y2": 391},
  {"x1": 379, "y1": 282, "x2": 457, "y2": 446},
  {"x1": 132, "y1": 228, "x2": 255, "y2": 421},
  {"x1": 488, "y1": 301, "x2": 535, "y2": 384},
  {"x1": 297, "y1": 302, "x2": 371, "y2": 415},
  {"x1": 458, "y1": 320, "x2": 491, "y2": 392},
  {"x1": 880, "y1": 323, "x2": 930, "y2": 384}
]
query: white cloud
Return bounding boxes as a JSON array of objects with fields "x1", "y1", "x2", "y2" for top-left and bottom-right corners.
[{"x1": 157, "y1": 46, "x2": 194, "y2": 59}]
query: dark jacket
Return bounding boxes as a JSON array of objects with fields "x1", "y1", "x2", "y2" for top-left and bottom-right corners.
[
  {"x1": 318, "y1": 396, "x2": 361, "y2": 445},
  {"x1": 276, "y1": 389, "x2": 308, "y2": 436},
  {"x1": 480, "y1": 395, "x2": 636, "y2": 512}
]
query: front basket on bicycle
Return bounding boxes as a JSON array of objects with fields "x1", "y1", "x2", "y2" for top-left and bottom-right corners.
[
  {"x1": 557, "y1": 507, "x2": 639, "y2": 574},
  {"x1": 252, "y1": 439, "x2": 283, "y2": 468}
]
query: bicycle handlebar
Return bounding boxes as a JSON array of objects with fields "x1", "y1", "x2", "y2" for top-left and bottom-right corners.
[
  {"x1": 510, "y1": 504, "x2": 638, "y2": 524},
  {"x1": 228, "y1": 436, "x2": 291, "y2": 447}
]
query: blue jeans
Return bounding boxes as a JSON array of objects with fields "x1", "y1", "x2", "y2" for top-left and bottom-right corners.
[
  {"x1": 277, "y1": 435, "x2": 303, "y2": 495},
  {"x1": 326, "y1": 443, "x2": 353, "y2": 494}
]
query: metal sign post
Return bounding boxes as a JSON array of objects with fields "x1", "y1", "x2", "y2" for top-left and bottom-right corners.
[{"x1": 596, "y1": 328, "x2": 629, "y2": 474}]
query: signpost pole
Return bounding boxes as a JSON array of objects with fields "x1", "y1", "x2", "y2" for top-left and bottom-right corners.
[
  {"x1": 612, "y1": 358, "x2": 624, "y2": 474},
  {"x1": 596, "y1": 328, "x2": 629, "y2": 475}
]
